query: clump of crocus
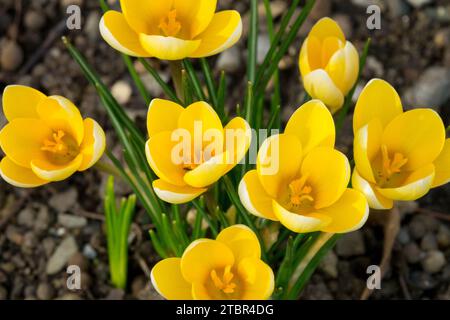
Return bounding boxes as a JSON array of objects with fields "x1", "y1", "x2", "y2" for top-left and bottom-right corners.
[
  {"x1": 299, "y1": 17, "x2": 359, "y2": 113},
  {"x1": 151, "y1": 224, "x2": 274, "y2": 300},
  {"x1": 0, "y1": 85, "x2": 106, "y2": 187},
  {"x1": 146, "y1": 99, "x2": 251, "y2": 204},
  {"x1": 100, "y1": 0, "x2": 242, "y2": 60},
  {"x1": 239, "y1": 100, "x2": 368, "y2": 233},
  {"x1": 352, "y1": 79, "x2": 450, "y2": 209}
]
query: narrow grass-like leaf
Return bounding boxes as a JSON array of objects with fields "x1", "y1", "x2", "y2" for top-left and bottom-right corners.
[
  {"x1": 138, "y1": 58, "x2": 182, "y2": 104},
  {"x1": 200, "y1": 58, "x2": 218, "y2": 107},
  {"x1": 183, "y1": 60, "x2": 206, "y2": 101},
  {"x1": 122, "y1": 54, "x2": 151, "y2": 105}
]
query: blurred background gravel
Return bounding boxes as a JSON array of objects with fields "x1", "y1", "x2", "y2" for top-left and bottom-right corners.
[{"x1": 0, "y1": 0, "x2": 449, "y2": 300}]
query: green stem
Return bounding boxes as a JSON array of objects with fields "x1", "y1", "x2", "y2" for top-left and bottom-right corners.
[
  {"x1": 286, "y1": 233, "x2": 340, "y2": 299},
  {"x1": 192, "y1": 200, "x2": 219, "y2": 237},
  {"x1": 169, "y1": 60, "x2": 184, "y2": 103},
  {"x1": 247, "y1": 0, "x2": 259, "y2": 84},
  {"x1": 122, "y1": 54, "x2": 151, "y2": 105},
  {"x1": 200, "y1": 58, "x2": 218, "y2": 106},
  {"x1": 222, "y1": 175, "x2": 268, "y2": 261}
]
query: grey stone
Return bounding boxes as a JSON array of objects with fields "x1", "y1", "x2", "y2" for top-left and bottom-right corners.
[
  {"x1": 336, "y1": 231, "x2": 366, "y2": 257},
  {"x1": 406, "y1": 0, "x2": 432, "y2": 8},
  {"x1": 403, "y1": 242, "x2": 422, "y2": 264},
  {"x1": 58, "y1": 213, "x2": 87, "y2": 229},
  {"x1": 421, "y1": 250, "x2": 446, "y2": 273},
  {"x1": 404, "y1": 67, "x2": 450, "y2": 111},
  {"x1": 318, "y1": 250, "x2": 338, "y2": 278},
  {"x1": 36, "y1": 283, "x2": 55, "y2": 300},
  {"x1": 216, "y1": 46, "x2": 241, "y2": 73},
  {"x1": 17, "y1": 207, "x2": 35, "y2": 228},
  {"x1": 46, "y1": 236, "x2": 78, "y2": 275},
  {"x1": 437, "y1": 225, "x2": 450, "y2": 248},
  {"x1": 257, "y1": 34, "x2": 270, "y2": 65},
  {"x1": 0, "y1": 40, "x2": 24, "y2": 71},
  {"x1": 49, "y1": 188, "x2": 78, "y2": 212},
  {"x1": 420, "y1": 233, "x2": 438, "y2": 251}
]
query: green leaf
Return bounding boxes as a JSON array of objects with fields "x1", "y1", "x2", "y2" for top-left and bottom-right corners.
[{"x1": 247, "y1": 0, "x2": 259, "y2": 84}]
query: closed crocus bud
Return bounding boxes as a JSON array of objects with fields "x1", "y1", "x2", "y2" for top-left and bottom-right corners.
[
  {"x1": 299, "y1": 17, "x2": 359, "y2": 113},
  {"x1": 99, "y1": 0, "x2": 242, "y2": 60},
  {"x1": 0, "y1": 85, "x2": 106, "y2": 187}
]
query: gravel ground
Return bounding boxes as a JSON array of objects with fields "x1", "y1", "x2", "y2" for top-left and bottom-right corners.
[{"x1": 0, "y1": 0, "x2": 449, "y2": 300}]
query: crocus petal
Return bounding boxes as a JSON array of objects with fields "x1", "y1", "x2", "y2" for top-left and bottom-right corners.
[
  {"x1": 382, "y1": 109, "x2": 445, "y2": 171},
  {"x1": 31, "y1": 154, "x2": 83, "y2": 182},
  {"x1": 2, "y1": 85, "x2": 46, "y2": 121},
  {"x1": 238, "y1": 257, "x2": 274, "y2": 300},
  {"x1": 173, "y1": 0, "x2": 217, "y2": 38},
  {"x1": 301, "y1": 147, "x2": 350, "y2": 209},
  {"x1": 153, "y1": 179, "x2": 206, "y2": 204},
  {"x1": 178, "y1": 101, "x2": 224, "y2": 140},
  {"x1": 99, "y1": 11, "x2": 149, "y2": 57},
  {"x1": 183, "y1": 151, "x2": 230, "y2": 188},
  {"x1": 353, "y1": 79, "x2": 403, "y2": 133},
  {"x1": 376, "y1": 164, "x2": 435, "y2": 201},
  {"x1": 78, "y1": 119, "x2": 106, "y2": 171},
  {"x1": 325, "y1": 41, "x2": 359, "y2": 94},
  {"x1": 36, "y1": 96, "x2": 85, "y2": 145},
  {"x1": 223, "y1": 117, "x2": 252, "y2": 167},
  {"x1": 257, "y1": 134, "x2": 303, "y2": 198},
  {"x1": 119, "y1": 0, "x2": 173, "y2": 34},
  {"x1": 0, "y1": 119, "x2": 52, "y2": 168},
  {"x1": 352, "y1": 169, "x2": 393, "y2": 210},
  {"x1": 192, "y1": 11, "x2": 242, "y2": 58},
  {"x1": 151, "y1": 258, "x2": 193, "y2": 300},
  {"x1": 181, "y1": 239, "x2": 235, "y2": 283},
  {"x1": 147, "y1": 99, "x2": 184, "y2": 137},
  {"x1": 319, "y1": 189, "x2": 369, "y2": 233},
  {"x1": 145, "y1": 133, "x2": 186, "y2": 186},
  {"x1": 308, "y1": 17, "x2": 345, "y2": 43},
  {"x1": 353, "y1": 119, "x2": 383, "y2": 183},
  {"x1": 139, "y1": 34, "x2": 201, "y2": 60},
  {"x1": 272, "y1": 200, "x2": 331, "y2": 233},
  {"x1": 238, "y1": 170, "x2": 277, "y2": 221},
  {"x1": 285, "y1": 100, "x2": 335, "y2": 155},
  {"x1": 0, "y1": 157, "x2": 47, "y2": 188},
  {"x1": 303, "y1": 69, "x2": 344, "y2": 113},
  {"x1": 216, "y1": 224, "x2": 261, "y2": 263},
  {"x1": 191, "y1": 283, "x2": 212, "y2": 299},
  {"x1": 299, "y1": 38, "x2": 315, "y2": 76},
  {"x1": 432, "y1": 138, "x2": 450, "y2": 188}
]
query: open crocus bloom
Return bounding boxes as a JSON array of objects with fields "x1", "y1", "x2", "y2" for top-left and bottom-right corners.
[
  {"x1": 99, "y1": 0, "x2": 242, "y2": 60},
  {"x1": 151, "y1": 224, "x2": 274, "y2": 300},
  {"x1": 352, "y1": 79, "x2": 450, "y2": 210},
  {"x1": 146, "y1": 99, "x2": 251, "y2": 204},
  {"x1": 239, "y1": 100, "x2": 368, "y2": 233},
  {"x1": 299, "y1": 17, "x2": 359, "y2": 113},
  {"x1": 0, "y1": 85, "x2": 106, "y2": 187}
]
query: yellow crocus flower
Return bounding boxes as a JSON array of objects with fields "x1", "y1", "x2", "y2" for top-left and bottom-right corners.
[
  {"x1": 99, "y1": 0, "x2": 242, "y2": 60},
  {"x1": 0, "y1": 85, "x2": 106, "y2": 187},
  {"x1": 239, "y1": 100, "x2": 369, "y2": 234},
  {"x1": 146, "y1": 99, "x2": 251, "y2": 204},
  {"x1": 151, "y1": 224, "x2": 274, "y2": 300},
  {"x1": 352, "y1": 79, "x2": 450, "y2": 209},
  {"x1": 299, "y1": 17, "x2": 359, "y2": 113}
]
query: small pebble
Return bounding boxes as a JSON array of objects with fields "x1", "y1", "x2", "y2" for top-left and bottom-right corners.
[
  {"x1": 111, "y1": 80, "x2": 132, "y2": 105},
  {"x1": 0, "y1": 40, "x2": 24, "y2": 71},
  {"x1": 420, "y1": 233, "x2": 438, "y2": 251},
  {"x1": 403, "y1": 242, "x2": 422, "y2": 264},
  {"x1": 421, "y1": 250, "x2": 446, "y2": 274},
  {"x1": 24, "y1": 10, "x2": 46, "y2": 30},
  {"x1": 36, "y1": 283, "x2": 55, "y2": 300}
]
